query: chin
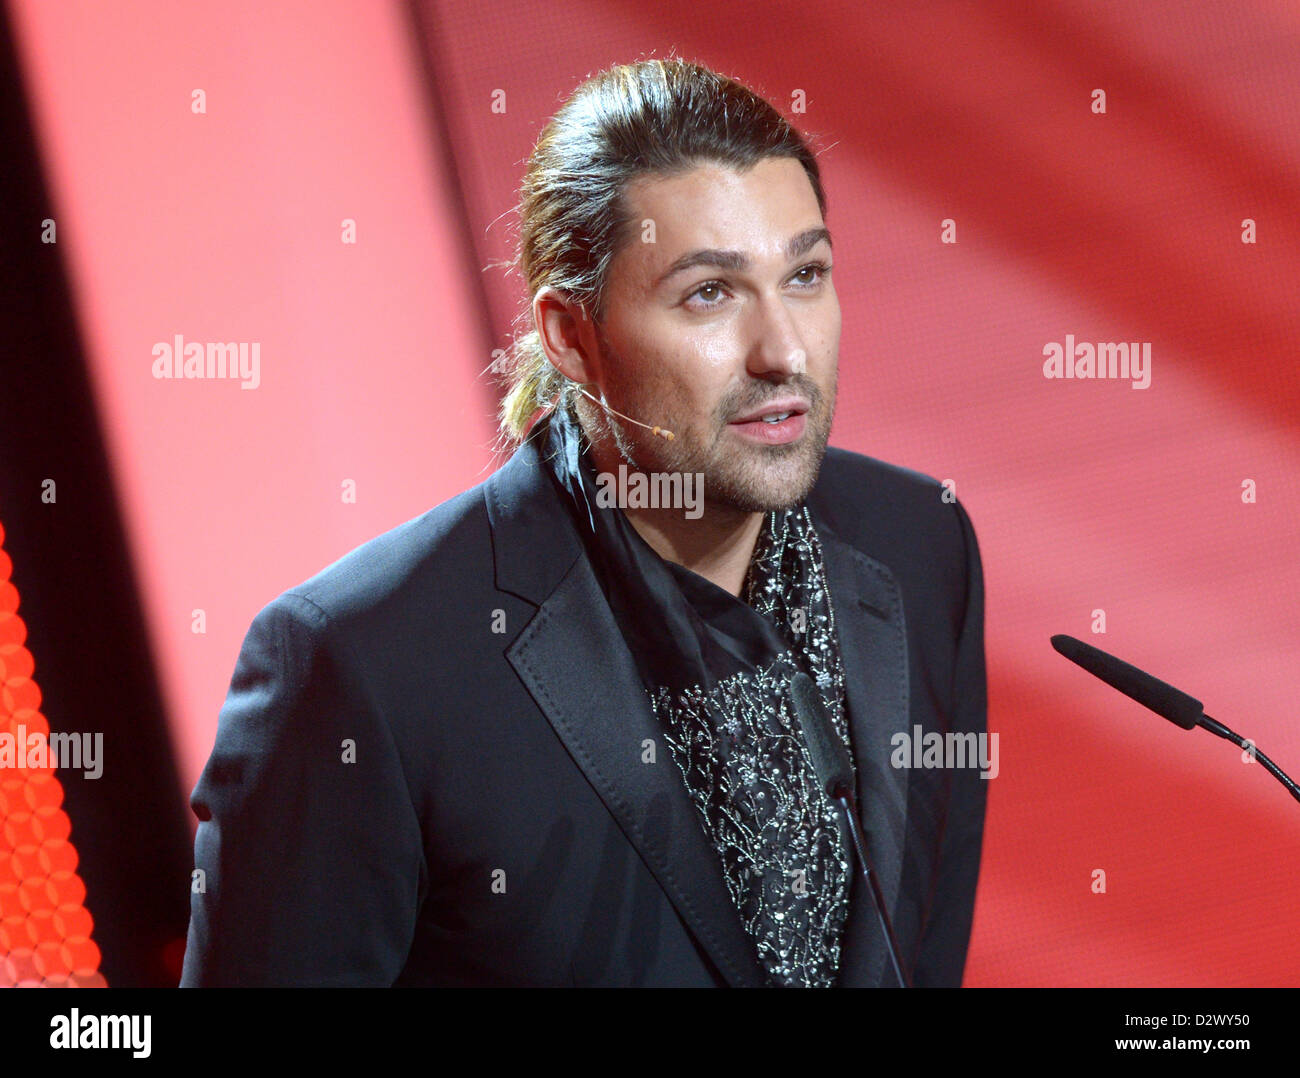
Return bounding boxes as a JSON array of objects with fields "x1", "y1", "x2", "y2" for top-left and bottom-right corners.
[{"x1": 703, "y1": 440, "x2": 829, "y2": 513}]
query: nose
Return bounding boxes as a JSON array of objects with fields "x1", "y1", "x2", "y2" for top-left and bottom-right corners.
[{"x1": 744, "y1": 293, "x2": 808, "y2": 380}]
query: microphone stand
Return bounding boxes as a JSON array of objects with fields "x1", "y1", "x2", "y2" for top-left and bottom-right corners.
[
  {"x1": 1052, "y1": 635, "x2": 1300, "y2": 806},
  {"x1": 1198, "y1": 714, "x2": 1300, "y2": 804},
  {"x1": 829, "y1": 780, "x2": 911, "y2": 989},
  {"x1": 790, "y1": 671, "x2": 912, "y2": 987}
]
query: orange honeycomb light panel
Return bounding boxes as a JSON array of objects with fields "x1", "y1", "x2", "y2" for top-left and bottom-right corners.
[{"x1": 0, "y1": 518, "x2": 106, "y2": 988}]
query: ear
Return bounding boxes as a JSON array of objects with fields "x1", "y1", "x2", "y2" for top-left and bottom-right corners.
[{"x1": 533, "y1": 287, "x2": 601, "y2": 385}]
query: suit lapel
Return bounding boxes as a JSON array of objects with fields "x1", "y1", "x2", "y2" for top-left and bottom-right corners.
[
  {"x1": 485, "y1": 438, "x2": 914, "y2": 988},
  {"x1": 488, "y1": 441, "x2": 766, "y2": 987},
  {"x1": 815, "y1": 525, "x2": 913, "y2": 987}
]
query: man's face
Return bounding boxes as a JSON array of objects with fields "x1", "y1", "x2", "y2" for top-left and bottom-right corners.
[{"x1": 585, "y1": 156, "x2": 840, "y2": 513}]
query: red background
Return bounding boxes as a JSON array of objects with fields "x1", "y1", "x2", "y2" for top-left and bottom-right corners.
[{"x1": 9, "y1": 0, "x2": 1299, "y2": 985}]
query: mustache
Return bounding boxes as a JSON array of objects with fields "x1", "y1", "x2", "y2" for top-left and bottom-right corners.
[{"x1": 716, "y1": 375, "x2": 823, "y2": 423}]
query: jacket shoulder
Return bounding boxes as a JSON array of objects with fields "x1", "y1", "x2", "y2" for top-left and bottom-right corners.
[
  {"x1": 810, "y1": 445, "x2": 978, "y2": 600},
  {"x1": 816, "y1": 445, "x2": 949, "y2": 503},
  {"x1": 813, "y1": 445, "x2": 969, "y2": 537},
  {"x1": 261, "y1": 474, "x2": 497, "y2": 634}
]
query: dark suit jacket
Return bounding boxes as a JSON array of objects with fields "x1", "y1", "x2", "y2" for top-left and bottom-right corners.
[{"x1": 179, "y1": 437, "x2": 988, "y2": 987}]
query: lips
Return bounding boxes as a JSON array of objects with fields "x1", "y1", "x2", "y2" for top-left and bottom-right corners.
[
  {"x1": 728, "y1": 398, "x2": 810, "y2": 425},
  {"x1": 727, "y1": 402, "x2": 809, "y2": 446}
]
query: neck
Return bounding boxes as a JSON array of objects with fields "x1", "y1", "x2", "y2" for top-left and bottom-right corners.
[
  {"x1": 623, "y1": 499, "x2": 765, "y2": 598},
  {"x1": 582, "y1": 427, "x2": 764, "y2": 597}
]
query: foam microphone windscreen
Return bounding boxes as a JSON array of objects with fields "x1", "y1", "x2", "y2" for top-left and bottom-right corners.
[
  {"x1": 1051, "y1": 634, "x2": 1204, "y2": 730},
  {"x1": 790, "y1": 671, "x2": 855, "y2": 796}
]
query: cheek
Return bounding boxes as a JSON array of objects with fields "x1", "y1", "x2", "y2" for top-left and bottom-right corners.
[
  {"x1": 692, "y1": 333, "x2": 734, "y2": 372},
  {"x1": 827, "y1": 309, "x2": 843, "y2": 360},
  {"x1": 654, "y1": 347, "x2": 727, "y2": 408},
  {"x1": 810, "y1": 303, "x2": 840, "y2": 348},
  {"x1": 811, "y1": 324, "x2": 840, "y2": 379}
]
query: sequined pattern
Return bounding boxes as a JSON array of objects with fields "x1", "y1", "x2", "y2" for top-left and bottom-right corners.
[{"x1": 648, "y1": 504, "x2": 855, "y2": 987}]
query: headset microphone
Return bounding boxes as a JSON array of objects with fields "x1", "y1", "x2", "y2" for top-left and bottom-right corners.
[{"x1": 574, "y1": 385, "x2": 675, "y2": 441}]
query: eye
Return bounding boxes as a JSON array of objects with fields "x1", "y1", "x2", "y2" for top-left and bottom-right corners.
[
  {"x1": 684, "y1": 262, "x2": 832, "y2": 311},
  {"x1": 792, "y1": 261, "x2": 831, "y2": 287},
  {"x1": 687, "y1": 280, "x2": 728, "y2": 309}
]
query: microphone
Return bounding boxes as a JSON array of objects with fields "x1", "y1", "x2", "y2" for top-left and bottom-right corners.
[
  {"x1": 575, "y1": 384, "x2": 675, "y2": 441},
  {"x1": 1051, "y1": 634, "x2": 1300, "y2": 805},
  {"x1": 790, "y1": 671, "x2": 910, "y2": 987},
  {"x1": 1051, "y1": 634, "x2": 1203, "y2": 729}
]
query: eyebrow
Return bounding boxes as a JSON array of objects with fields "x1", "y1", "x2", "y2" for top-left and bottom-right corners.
[{"x1": 653, "y1": 226, "x2": 833, "y2": 290}]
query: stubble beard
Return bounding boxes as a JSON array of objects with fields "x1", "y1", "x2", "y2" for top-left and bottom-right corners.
[
  {"x1": 587, "y1": 335, "x2": 837, "y2": 514},
  {"x1": 687, "y1": 379, "x2": 836, "y2": 513}
]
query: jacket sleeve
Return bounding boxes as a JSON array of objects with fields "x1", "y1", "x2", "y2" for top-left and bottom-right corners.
[
  {"x1": 911, "y1": 497, "x2": 989, "y2": 987},
  {"x1": 179, "y1": 591, "x2": 426, "y2": 986}
]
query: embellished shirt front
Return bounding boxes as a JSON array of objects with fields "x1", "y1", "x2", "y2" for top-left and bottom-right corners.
[
  {"x1": 537, "y1": 404, "x2": 856, "y2": 987},
  {"x1": 647, "y1": 505, "x2": 855, "y2": 988}
]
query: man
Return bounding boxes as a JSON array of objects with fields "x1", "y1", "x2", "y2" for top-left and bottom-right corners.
[{"x1": 180, "y1": 58, "x2": 987, "y2": 988}]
